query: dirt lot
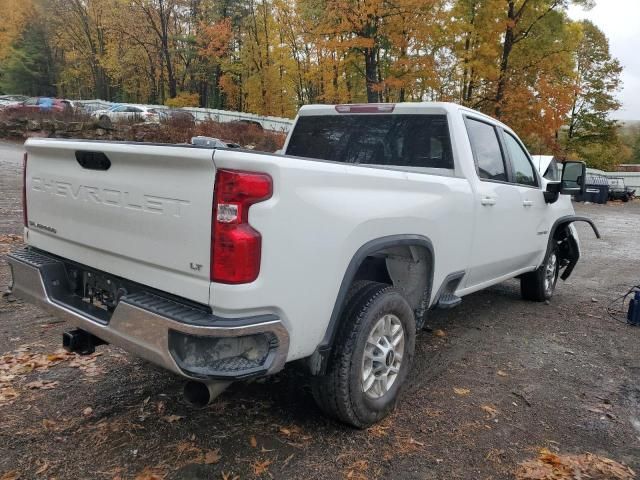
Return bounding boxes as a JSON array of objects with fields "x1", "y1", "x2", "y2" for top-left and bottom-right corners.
[{"x1": 1, "y1": 141, "x2": 639, "y2": 479}]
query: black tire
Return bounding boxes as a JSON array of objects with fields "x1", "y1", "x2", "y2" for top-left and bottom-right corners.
[
  {"x1": 98, "y1": 115, "x2": 112, "y2": 129},
  {"x1": 521, "y1": 244, "x2": 560, "y2": 301},
  {"x1": 312, "y1": 281, "x2": 416, "y2": 428}
]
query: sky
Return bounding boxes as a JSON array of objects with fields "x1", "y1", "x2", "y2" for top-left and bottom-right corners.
[{"x1": 568, "y1": 0, "x2": 640, "y2": 121}]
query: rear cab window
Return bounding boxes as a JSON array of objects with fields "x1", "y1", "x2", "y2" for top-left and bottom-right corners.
[{"x1": 285, "y1": 114, "x2": 454, "y2": 172}]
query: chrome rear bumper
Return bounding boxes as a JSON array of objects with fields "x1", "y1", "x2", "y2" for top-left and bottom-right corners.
[{"x1": 6, "y1": 248, "x2": 289, "y2": 380}]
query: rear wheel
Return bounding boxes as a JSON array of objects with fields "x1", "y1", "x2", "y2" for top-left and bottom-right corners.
[
  {"x1": 311, "y1": 281, "x2": 416, "y2": 428},
  {"x1": 97, "y1": 115, "x2": 112, "y2": 129},
  {"x1": 521, "y1": 244, "x2": 559, "y2": 301}
]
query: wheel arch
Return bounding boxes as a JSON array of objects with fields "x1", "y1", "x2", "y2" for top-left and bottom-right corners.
[
  {"x1": 308, "y1": 234, "x2": 434, "y2": 375},
  {"x1": 546, "y1": 215, "x2": 600, "y2": 281}
]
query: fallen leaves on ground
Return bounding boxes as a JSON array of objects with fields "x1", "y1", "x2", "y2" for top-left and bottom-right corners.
[
  {"x1": 68, "y1": 353, "x2": 104, "y2": 378},
  {"x1": 454, "y1": 387, "x2": 471, "y2": 396},
  {"x1": 252, "y1": 459, "x2": 272, "y2": 476},
  {"x1": 481, "y1": 404, "x2": 499, "y2": 418},
  {"x1": 25, "y1": 380, "x2": 59, "y2": 390},
  {"x1": 276, "y1": 424, "x2": 312, "y2": 447},
  {"x1": 344, "y1": 460, "x2": 368, "y2": 480},
  {"x1": 0, "y1": 386, "x2": 18, "y2": 403},
  {"x1": 367, "y1": 421, "x2": 391, "y2": 438},
  {"x1": 172, "y1": 442, "x2": 222, "y2": 468},
  {"x1": 133, "y1": 467, "x2": 166, "y2": 480},
  {"x1": 42, "y1": 419, "x2": 58, "y2": 431},
  {"x1": 162, "y1": 414, "x2": 184, "y2": 423},
  {"x1": 516, "y1": 448, "x2": 635, "y2": 480},
  {"x1": 395, "y1": 435, "x2": 426, "y2": 453},
  {"x1": 0, "y1": 471, "x2": 20, "y2": 480},
  {"x1": 89, "y1": 417, "x2": 145, "y2": 446},
  {"x1": 0, "y1": 234, "x2": 22, "y2": 255},
  {"x1": 204, "y1": 449, "x2": 221, "y2": 465},
  {"x1": 0, "y1": 346, "x2": 80, "y2": 404}
]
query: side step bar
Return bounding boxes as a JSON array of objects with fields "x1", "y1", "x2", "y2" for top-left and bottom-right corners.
[
  {"x1": 433, "y1": 271, "x2": 465, "y2": 310},
  {"x1": 436, "y1": 293, "x2": 462, "y2": 309}
]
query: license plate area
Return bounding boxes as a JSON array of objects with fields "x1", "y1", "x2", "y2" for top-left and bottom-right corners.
[
  {"x1": 65, "y1": 266, "x2": 129, "y2": 315},
  {"x1": 80, "y1": 270, "x2": 126, "y2": 313}
]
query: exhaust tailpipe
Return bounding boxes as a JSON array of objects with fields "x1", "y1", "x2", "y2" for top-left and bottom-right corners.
[{"x1": 183, "y1": 380, "x2": 230, "y2": 408}]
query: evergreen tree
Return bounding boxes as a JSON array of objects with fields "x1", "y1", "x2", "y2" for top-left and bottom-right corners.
[{"x1": 0, "y1": 17, "x2": 56, "y2": 96}]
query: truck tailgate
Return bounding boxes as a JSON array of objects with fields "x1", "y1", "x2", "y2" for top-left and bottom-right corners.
[{"x1": 24, "y1": 139, "x2": 215, "y2": 305}]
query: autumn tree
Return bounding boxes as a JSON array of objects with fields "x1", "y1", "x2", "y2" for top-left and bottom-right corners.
[
  {"x1": 491, "y1": 0, "x2": 593, "y2": 118},
  {"x1": 0, "y1": 0, "x2": 33, "y2": 61},
  {"x1": 0, "y1": 0, "x2": 627, "y2": 159},
  {"x1": 49, "y1": 0, "x2": 113, "y2": 99},
  {"x1": 315, "y1": 0, "x2": 438, "y2": 103},
  {"x1": 129, "y1": 0, "x2": 183, "y2": 99},
  {"x1": 566, "y1": 21, "x2": 621, "y2": 144}
]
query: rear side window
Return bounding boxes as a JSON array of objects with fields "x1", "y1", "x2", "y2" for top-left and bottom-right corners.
[
  {"x1": 503, "y1": 132, "x2": 537, "y2": 187},
  {"x1": 286, "y1": 114, "x2": 453, "y2": 170},
  {"x1": 465, "y1": 118, "x2": 507, "y2": 182}
]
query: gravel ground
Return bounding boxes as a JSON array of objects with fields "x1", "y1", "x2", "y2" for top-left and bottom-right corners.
[{"x1": 1, "y1": 141, "x2": 639, "y2": 479}]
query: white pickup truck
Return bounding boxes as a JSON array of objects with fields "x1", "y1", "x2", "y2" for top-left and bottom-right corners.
[{"x1": 7, "y1": 102, "x2": 599, "y2": 428}]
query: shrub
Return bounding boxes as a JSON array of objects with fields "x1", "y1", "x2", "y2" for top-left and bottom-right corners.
[{"x1": 165, "y1": 93, "x2": 200, "y2": 108}]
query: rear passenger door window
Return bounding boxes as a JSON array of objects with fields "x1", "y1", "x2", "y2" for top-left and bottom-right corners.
[
  {"x1": 465, "y1": 118, "x2": 507, "y2": 182},
  {"x1": 502, "y1": 132, "x2": 538, "y2": 187}
]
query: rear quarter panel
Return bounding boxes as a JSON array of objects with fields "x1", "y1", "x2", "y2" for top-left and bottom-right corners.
[{"x1": 210, "y1": 149, "x2": 474, "y2": 360}]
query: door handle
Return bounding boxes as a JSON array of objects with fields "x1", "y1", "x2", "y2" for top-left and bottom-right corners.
[
  {"x1": 480, "y1": 196, "x2": 496, "y2": 206},
  {"x1": 522, "y1": 200, "x2": 533, "y2": 207}
]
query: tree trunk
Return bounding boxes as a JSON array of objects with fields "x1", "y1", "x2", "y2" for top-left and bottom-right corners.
[
  {"x1": 364, "y1": 47, "x2": 379, "y2": 103},
  {"x1": 495, "y1": 1, "x2": 516, "y2": 118}
]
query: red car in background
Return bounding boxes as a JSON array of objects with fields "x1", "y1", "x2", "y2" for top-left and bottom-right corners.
[{"x1": 5, "y1": 97, "x2": 72, "y2": 113}]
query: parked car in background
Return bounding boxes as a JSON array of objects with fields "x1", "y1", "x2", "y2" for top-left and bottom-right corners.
[
  {"x1": 156, "y1": 108, "x2": 195, "y2": 124},
  {"x1": 74, "y1": 100, "x2": 112, "y2": 115},
  {"x1": 0, "y1": 94, "x2": 29, "y2": 103},
  {"x1": 230, "y1": 119, "x2": 264, "y2": 130},
  {"x1": 92, "y1": 104, "x2": 160, "y2": 126},
  {"x1": 608, "y1": 177, "x2": 635, "y2": 202},
  {"x1": 0, "y1": 99, "x2": 21, "y2": 109},
  {"x1": 5, "y1": 97, "x2": 72, "y2": 114}
]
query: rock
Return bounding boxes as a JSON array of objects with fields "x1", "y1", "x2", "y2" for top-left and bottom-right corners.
[
  {"x1": 40, "y1": 119, "x2": 55, "y2": 131},
  {"x1": 66, "y1": 122, "x2": 83, "y2": 132},
  {"x1": 26, "y1": 119, "x2": 41, "y2": 131}
]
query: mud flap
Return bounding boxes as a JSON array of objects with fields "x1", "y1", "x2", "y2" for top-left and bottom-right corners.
[{"x1": 559, "y1": 231, "x2": 579, "y2": 281}]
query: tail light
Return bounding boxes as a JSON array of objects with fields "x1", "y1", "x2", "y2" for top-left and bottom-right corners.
[
  {"x1": 22, "y1": 152, "x2": 28, "y2": 227},
  {"x1": 211, "y1": 169, "x2": 272, "y2": 284}
]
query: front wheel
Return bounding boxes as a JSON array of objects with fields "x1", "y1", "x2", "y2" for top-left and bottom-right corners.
[
  {"x1": 311, "y1": 281, "x2": 416, "y2": 428},
  {"x1": 521, "y1": 245, "x2": 560, "y2": 301}
]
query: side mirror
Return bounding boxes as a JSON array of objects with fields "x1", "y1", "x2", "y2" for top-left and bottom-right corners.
[
  {"x1": 543, "y1": 161, "x2": 587, "y2": 204},
  {"x1": 560, "y1": 161, "x2": 586, "y2": 195}
]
